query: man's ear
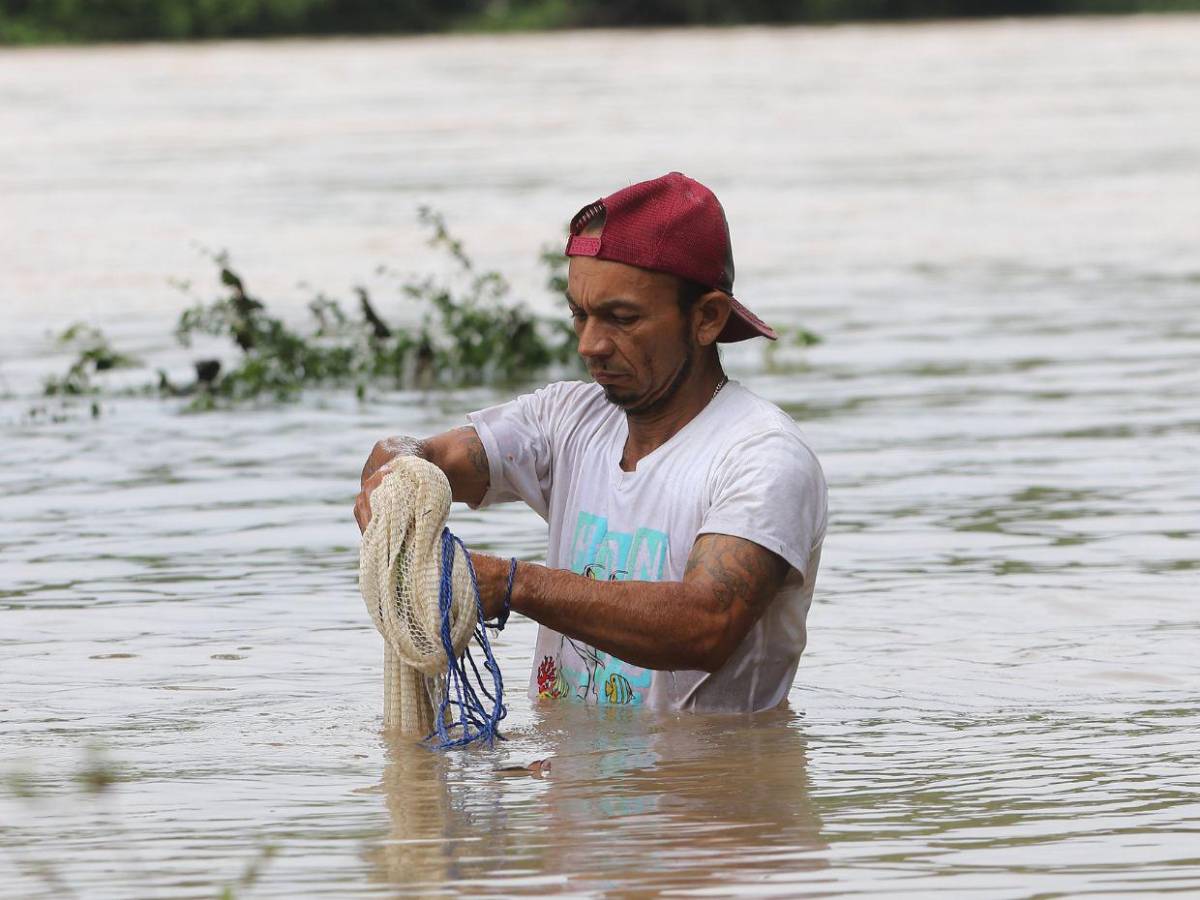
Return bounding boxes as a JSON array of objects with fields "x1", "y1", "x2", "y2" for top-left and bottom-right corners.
[{"x1": 693, "y1": 291, "x2": 732, "y2": 347}]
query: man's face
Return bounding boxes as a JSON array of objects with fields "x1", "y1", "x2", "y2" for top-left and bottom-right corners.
[{"x1": 566, "y1": 255, "x2": 695, "y2": 414}]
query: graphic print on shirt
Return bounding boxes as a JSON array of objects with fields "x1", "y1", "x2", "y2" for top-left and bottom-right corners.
[
  {"x1": 536, "y1": 656, "x2": 569, "y2": 699},
  {"x1": 545, "y1": 511, "x2": 666, "y2": 704}
]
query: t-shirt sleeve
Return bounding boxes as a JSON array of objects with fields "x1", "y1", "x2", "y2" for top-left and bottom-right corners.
[
  {"x1": 698, "y1": 429, "x2": 828, "y2": 582},
  {"x1": 466, "y1": 383, "x2": 572, "y2": 519}
]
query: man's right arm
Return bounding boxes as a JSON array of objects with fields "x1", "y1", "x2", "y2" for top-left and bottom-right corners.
[{"x1": 354, "y1": 426, "x2": 490, "y2": 532}]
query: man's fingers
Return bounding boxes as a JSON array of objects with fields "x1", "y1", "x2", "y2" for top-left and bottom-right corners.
[
  {"x1": 354, "y1": 484, "x2": 376, "y2": 533},
  {"x1": 361, "y1": 455, "x2": 379, "y2": 487},
  {"x1": 361, "y1": 444, "x2": 390, "y2": 486},
  {"x1": 355, "y1": 469, "x2": 391, "y2": 533},
  {"x1": 354, "y1": 492, "x2": 367, "y2": 533}
]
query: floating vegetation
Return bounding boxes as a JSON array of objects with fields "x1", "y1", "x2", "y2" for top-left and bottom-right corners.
[
  {"x1": 42, "y1": 322, "x2": 140, "y2": 398},
  {"x1": 41, "y1": 209, "x2": 579, "y2": 414}
]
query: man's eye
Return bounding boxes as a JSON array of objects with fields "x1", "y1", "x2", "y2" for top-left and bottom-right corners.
[{"x1": 613, "y1": 315, "x2": 638, "y2": 326}]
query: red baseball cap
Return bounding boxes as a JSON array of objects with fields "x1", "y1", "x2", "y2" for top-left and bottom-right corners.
[{"x1": 564, "y1": 172, "x2": 777, "y2": 342}]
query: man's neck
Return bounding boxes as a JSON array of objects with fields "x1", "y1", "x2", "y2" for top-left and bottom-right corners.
[{"x1": 620, "y1": 363, "x2": 727, "y2": 472}]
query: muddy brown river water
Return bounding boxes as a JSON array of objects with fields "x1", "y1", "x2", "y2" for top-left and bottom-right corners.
[{"x1": 2, "y1": 16, "x2": 1199, "y2": 898}]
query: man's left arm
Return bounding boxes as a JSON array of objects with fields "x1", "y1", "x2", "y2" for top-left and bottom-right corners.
[{"x1": 470, "y1": 533, "x2": 791, "y2": 673}]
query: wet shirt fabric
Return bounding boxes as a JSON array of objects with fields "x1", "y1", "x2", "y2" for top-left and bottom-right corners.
[{"x1": 467, "y1": 380, "x2": 827, "y2": 713}]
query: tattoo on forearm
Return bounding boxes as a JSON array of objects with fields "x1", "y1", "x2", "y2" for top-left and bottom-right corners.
[{"x1": 685, "y1": 536, "x2": 789, "y2": 616}]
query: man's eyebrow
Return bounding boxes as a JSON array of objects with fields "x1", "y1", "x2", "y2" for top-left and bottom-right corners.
[{"x1": 563, "y1": 295, "x2": 640, "y2": 311}]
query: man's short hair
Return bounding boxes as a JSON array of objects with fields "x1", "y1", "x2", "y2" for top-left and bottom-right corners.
[{"x1": 676, "y1": 277, "x2": 708, "y2": 314}]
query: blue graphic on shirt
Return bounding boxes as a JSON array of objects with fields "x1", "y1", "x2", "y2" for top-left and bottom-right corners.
[
  {"x1": 547, "y1": 511, "x2": 667, "y2": 705},
  {"x1": 569, "y1": 512, "x2": 669, "y2": 582}
]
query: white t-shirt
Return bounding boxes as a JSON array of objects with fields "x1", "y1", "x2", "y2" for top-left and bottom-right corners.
[{"x1": 467, "y1": 379, "x2": 827, "y2": 713}]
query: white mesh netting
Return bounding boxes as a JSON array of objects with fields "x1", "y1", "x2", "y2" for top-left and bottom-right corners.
[{"x1": 358, "y1": 456, "x2": 478, "y2": 736}]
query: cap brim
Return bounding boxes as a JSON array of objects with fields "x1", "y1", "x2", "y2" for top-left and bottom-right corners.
[{"x1": 718, "y1": 296, "x2": 777, "y2": 342}]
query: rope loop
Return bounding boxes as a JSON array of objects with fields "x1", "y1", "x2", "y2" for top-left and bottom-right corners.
[{"x1": 431, "y1": 529, "x2": 506, "y2": 749}]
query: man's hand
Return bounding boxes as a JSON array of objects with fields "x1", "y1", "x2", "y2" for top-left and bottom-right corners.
[
  {"x1": 360, "y1": 436, "x2": 423, "y2": 488},
  {"x1": 355, "y1": 437, "x2": 423, "y2": 534},
  {"x1": 354, "y1": 466, "x2": 391, "y2": 534},
  {"x1": 354, "y1": 427, "x2": 492, "y2": 533},
  {"x1": 467, "y1": 552, "x2": 515, "y2": 620}
]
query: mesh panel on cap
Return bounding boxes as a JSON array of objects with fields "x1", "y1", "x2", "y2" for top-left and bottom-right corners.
[{"x1": 571, "y1": 200, "x2": 606, "y2": 235}]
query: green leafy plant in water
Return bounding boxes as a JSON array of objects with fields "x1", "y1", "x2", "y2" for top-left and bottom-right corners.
[
  {"x1": 400, "y1": 207, "x2": 577, "y2": 385},
  {"x1": 165, "y1": 208, "x2": 579, "y2": 409},
  {"x1": 170, "y1": 253, "x2": 367, "y2": 406},
  {"x1": 43, "y1": 322, "x2": 140, "y2": 397}
]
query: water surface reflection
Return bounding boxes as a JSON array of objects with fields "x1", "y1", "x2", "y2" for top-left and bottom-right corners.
[{"x1": 370, "y1": 709, "x2": 825, "y2": 896}]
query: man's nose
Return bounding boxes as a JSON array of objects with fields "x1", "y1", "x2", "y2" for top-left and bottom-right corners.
[{"x1": 576, "y1": 320, "x2": 614, "y2": 361}]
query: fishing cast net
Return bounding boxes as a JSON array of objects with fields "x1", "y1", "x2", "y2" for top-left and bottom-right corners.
[{"x1": 358, "y1": 456, "x2": 504, "y2": 747}]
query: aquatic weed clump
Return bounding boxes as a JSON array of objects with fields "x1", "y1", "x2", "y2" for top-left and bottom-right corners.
[
  {"x1": 30, "y1": 323, "x2": 142, "y2": 419},
  {"x1": 43, "y1": 209, "x2": 579, "y2": 414},
  {"x1": 169, "y1": 208, "x2": 577, "y2": 408},
  {"x1": 42, "y1": 323, "x2": 140, "y2": 398}
]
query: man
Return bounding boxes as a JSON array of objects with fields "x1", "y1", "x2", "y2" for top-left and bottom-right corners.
[{"x1": 355, "y1": 172, "x2": 826, "y2": 713}]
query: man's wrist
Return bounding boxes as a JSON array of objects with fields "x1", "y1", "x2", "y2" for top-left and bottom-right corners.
[
  {"x1": 469, "y1": 552, "x2": 510, "y2": 620},
  {"x1": 489, "y1": 558, "x2": 517, "y2": 630}
]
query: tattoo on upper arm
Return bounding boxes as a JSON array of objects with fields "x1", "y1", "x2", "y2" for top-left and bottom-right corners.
[
  {"x1": 455, "y1": 426, "x2": 489, "y2": 479},
  {"x1": 446, "y1": 427, "x2": 487, "y2": 482},
  {"x1": 685, "y1": 535, "x2": 790, "y2": 617}
]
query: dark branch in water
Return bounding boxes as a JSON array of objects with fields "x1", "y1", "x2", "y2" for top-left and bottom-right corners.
[
  {"x1": 219, "y1": 262, "x2": 264, "y2": 352},
  {"x1": 357, "y1": 287, "x2": 391, "y2": 340}
]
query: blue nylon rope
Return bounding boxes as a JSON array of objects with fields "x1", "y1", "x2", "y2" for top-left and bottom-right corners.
[{"x1": 429, "y1": 528, "x2": 506, "y2": 750}]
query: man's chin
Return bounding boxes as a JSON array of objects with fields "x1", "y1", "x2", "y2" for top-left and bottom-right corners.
[{"x1": 599, "y1": 384, "x2": 639, "y2": 408}]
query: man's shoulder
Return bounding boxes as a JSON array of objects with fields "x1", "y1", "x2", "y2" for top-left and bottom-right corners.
[
  {"x1": 707, "y1": 383, "x2": 825, "y2": 479},
  {"x1": 718, "y1": 383, "x2": 815, "y2": 446}
]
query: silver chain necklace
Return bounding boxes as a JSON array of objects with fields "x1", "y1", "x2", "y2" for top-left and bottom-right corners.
[{"x1": 711, "y1": 375, "x2": 728, "y2": 402}]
